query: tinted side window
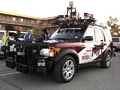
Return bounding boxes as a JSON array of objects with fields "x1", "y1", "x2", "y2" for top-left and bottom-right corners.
[
  {"x1": 84, "y1": 27, "x2": 95, "y2": 41},
  {"x1": 95, "y1": 28, "x2": 104, "y2": 41},
  {"x1": 112, "y1": 38, "x2": 119, "y2": 42}
]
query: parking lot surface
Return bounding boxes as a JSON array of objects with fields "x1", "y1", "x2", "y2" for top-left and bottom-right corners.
[{"x1": 0, "y1": 52, "x2": 120, "y2": 90}]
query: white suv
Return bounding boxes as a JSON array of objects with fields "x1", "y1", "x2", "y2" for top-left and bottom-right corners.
[
  {"x1": 0, "y1": 30, "x2": 27, "y2": 57},
  {"x1": 112, "y1": 37, "x2": 120, "y2": 51},
  {"x1": 0, "y1": 30, "x2": 6, "y2": 56}
]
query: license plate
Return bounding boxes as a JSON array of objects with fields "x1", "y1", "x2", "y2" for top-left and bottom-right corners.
[{"x1": 38, "y1": 62, "x2": 45, "y2": 66}]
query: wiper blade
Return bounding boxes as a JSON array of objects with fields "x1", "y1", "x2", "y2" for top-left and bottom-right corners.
[{"x1": 55, "y1": 38, "x2": 70, "y2": 40}]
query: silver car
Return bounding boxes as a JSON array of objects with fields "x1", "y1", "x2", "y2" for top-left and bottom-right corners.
[{"x1": 112, "y1": 37, "x2": 120, "y2": 51}]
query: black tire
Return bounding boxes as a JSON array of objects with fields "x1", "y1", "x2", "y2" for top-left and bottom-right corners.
[
  {"x1": 53, "y1": 55, "x2": 76, "y2": 83},
  {"x1": 113, "y1": 47, "x2": 118, "y2": 52},
  {"x1": 100, "y1": 52, "x2": 112, "y2": 68}
]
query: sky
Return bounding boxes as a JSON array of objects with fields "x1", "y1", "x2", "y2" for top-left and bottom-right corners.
[{"x1": 0, "y1": 0, "x2": 120, "y2": 24}]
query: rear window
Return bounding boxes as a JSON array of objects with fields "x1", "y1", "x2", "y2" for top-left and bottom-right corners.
[
  {"x1": 0, "y1": 32, "x2": 5, "y2": 40},
  {"x1": 112, "y1": 38, "x2": 119, "y2": 42}
]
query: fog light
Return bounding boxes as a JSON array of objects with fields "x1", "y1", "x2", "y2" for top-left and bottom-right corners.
[{"x1": 38, "y1": 59, "x2": 45, "y2": 66}]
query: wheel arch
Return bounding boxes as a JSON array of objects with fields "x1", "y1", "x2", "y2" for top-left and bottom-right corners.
[
  {"x1": 54, "y1": 49, "x2": 79, "y2": 72},
  {"x1": 101, "y1": 47, "x2": 112, "y2": 68},
  {"x1": 104, "y1": 47, "x2": 112, "y2": 58}
]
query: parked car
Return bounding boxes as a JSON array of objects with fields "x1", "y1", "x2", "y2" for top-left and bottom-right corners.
[
  {"x1": 0, "y1": 30, "x2": 6, "y2": 58},
  {"x1": 112, "y1": 37, "x2": 120, "y2": 51}
]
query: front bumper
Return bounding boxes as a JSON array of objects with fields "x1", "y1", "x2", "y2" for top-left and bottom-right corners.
[
  {"x1": 6, "y1": 41, "x2": 53, "y2": 74},
  {"x1": 6, "y1": 57, "x2": 53, "y2": 74}
]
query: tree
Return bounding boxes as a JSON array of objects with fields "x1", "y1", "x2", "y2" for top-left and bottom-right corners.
[
  {"x1": 33, "y1": 19, "x2": 48, "y2": 38},
  {"x1": 107, "y1": 16, "x2": 120, "y2": 37}
]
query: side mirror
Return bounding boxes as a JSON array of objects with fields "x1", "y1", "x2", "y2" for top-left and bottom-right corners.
[{"x1": 84, "y1": 36, "x2": 93, "y2": 41}]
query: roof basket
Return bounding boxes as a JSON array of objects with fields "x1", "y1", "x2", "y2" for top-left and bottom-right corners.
[{"x1": 54, "y1": 13, "x2": 96, "y2": 27}]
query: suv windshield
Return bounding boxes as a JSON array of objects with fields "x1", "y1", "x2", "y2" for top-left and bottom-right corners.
[{"x1": 50, "y1": 28, "x2": 85, "y2": 41}]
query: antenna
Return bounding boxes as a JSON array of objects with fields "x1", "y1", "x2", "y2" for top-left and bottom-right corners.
[{"x1": 67, "y1": 1, "x2": 76, "y2": 19}]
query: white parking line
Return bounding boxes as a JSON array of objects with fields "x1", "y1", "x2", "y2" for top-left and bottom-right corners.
[{"x1": 0, "y1": 72, "x2": 20, "y2": 77}]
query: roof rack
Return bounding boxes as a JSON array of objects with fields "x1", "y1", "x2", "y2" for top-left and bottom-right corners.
[
  {"x1": 55, "y1": 13, "x2": 96, "y2": 27},
  {"x1": 54, "y1": 2, "x2": 107, "y2": 29}
]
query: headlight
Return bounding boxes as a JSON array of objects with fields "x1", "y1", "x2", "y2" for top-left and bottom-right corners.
[
  {"x1": 40, "y1": 49, "x2": 50, "y2": 56},
  {"x1": 40, "y1": 47, "x2": 55, "y2": 57}
]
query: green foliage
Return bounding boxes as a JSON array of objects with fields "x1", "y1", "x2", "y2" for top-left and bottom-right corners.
[{"x1": 107, "y1": 16, "x2": 120, "y2": 37}]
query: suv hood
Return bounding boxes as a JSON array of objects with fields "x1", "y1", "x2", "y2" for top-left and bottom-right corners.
[{"x1": 44, "y1": 39, "x2": 83, "y2": 49}]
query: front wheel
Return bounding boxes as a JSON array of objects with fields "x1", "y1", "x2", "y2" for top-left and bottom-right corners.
[
  {"x1": 53, "y1": 55, "x2": 76, "y2": 83},
  {"x1": 100, "y1": 52, "x2": 112, "y2": 68}
]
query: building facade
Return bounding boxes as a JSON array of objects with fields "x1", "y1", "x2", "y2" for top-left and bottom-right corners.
[
  {"x1": 42, "y1": 17, "x2": 59, "y2": 35},
  {"x1": 0, "y1": 10, "x2": 59, "y2": 36}
]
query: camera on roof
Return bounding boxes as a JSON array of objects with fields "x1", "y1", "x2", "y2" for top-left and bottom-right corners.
[{"x1": 84, "y1": 13, "x2": 94, "y2": 19}]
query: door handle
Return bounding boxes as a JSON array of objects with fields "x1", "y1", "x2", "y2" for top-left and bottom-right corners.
[{"x1": 94, "y1": 44, "x2": 104, "y2": 49}]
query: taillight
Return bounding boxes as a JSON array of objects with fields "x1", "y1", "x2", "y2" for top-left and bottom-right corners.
[{"x1": 49, "y1": 47, "x2": 55, "y2": 57}]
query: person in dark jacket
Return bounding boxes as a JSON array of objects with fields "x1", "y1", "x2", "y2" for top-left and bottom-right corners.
[
  {"x1": 41, "y1": 28, "x2": 50, "y2": 40},
  {"x1": 15, "y1": 30, "x2": 23, "y2": 42},
  {"x1": 17, "y1": 30, "x2": 23, "y2": 38}
]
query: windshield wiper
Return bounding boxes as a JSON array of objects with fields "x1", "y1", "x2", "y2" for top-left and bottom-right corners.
[{"x1": 55, "y1": 38, "x2": 70, "y2": 40}]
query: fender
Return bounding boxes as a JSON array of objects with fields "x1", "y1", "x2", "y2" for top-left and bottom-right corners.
[
  {"x1": 103, "y1": 47, "x2": 112, "y2": 58},
  {"x1": 54, "y1": 49, "x2": 79, "y2": 64}
]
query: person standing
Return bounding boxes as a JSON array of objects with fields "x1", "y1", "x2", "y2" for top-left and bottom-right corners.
[
  {"x1": 24, "y1": 30, "x2": 33, "y2": 41},
  {"x1": 16, "y1": 30, "x2": 23, "y2": 38},
  {"x1": 2, "y1": 30, "x2": 10, "y2": 60},
  {"x1": 15, "y1": 30, "x2": 23, "y2": 43},
  {"x1": 41, "y1": 28, "x2": 50, "y2": 40}
]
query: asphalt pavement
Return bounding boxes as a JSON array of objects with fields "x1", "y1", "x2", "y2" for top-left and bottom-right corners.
[
  {"x1": 0, "y1": 51, "x2": 4, "y2": 59},
  {"x1": 0, "y1": 52, "x2": 120, "y2": 90}
]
